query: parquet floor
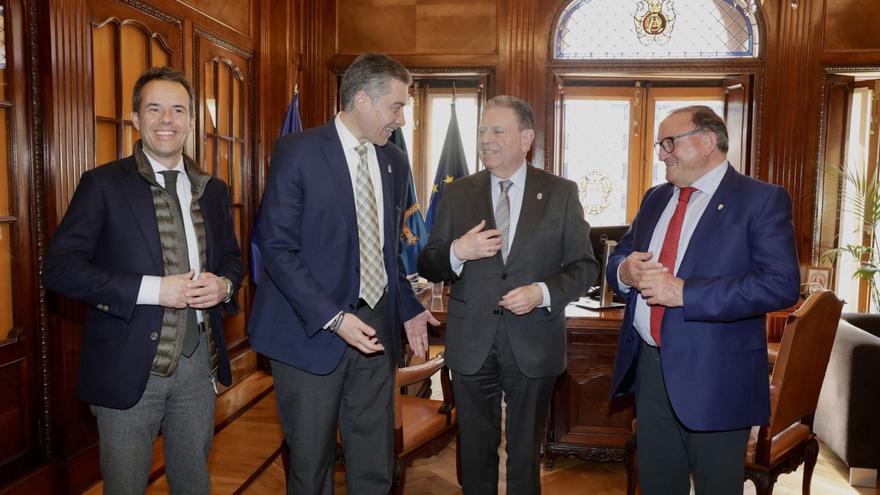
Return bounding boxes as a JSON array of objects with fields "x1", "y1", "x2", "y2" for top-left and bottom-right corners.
[{"x1": 84, "y1": 369, "x2": 878, "y2": 495}]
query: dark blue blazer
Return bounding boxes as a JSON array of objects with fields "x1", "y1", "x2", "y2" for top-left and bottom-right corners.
[
  {"x1": 607, "y1": 165, "x2": 800, "y2": 431},
  {"x1": 247, "y1": 121, "x2": 424, "y2": 374},
  {"x1": 42, "y1": 155, "x2": 243, "y2": 409}
]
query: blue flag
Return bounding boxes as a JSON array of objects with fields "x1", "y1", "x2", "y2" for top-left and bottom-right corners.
[
  {"x1": 425, "y1": 101, "x2": 470, "y2": 232},
  {"x1": 250, "y1": 93, "x2": 302, "y2": 285},
  {"x1": 389, "y1": 129, "x2": 428, "y2": 276}
]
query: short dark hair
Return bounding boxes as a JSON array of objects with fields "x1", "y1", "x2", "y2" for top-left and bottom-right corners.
[
  {"x1": 339, "y1": 53, "x2": 412, "y2": 111},
  {"x1": 670, "y1": 105, "x2": 729, "y2": 153},
  {"x1": 132, "y1": 66, "x2": 195, "y2": 116},
  {"x1": 484, "y1": 95, "x2": 534, "y2": 130}
]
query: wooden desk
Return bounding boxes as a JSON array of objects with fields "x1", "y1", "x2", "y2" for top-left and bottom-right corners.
[{"x1": 416, "y1": 290, "x2": 632, "y2": 465}]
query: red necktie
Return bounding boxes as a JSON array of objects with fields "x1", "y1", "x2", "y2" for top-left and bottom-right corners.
[{"x1": 650, "y1": 187, "x2": 696, "y2": 346}]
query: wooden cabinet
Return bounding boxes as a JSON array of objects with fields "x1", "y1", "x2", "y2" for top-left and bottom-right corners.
[{"x1": 545, "y1": 308, "x2": 634, "y2": 466}]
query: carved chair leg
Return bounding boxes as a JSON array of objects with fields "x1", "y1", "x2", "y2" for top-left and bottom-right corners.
[
  {"x1": 747, "y1": 472, "x2": 775, "y2": 495},
  {"x1": 802, "y1": 438, "x2": 820, "y2": 495}
]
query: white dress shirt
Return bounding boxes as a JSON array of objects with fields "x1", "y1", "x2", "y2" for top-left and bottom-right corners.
[
  {"x1": 136, "y1": 153, "x2": 204, "y2": 323},
  {"x1": 618, "y1": 161, "x2": 729, "y2": 346},
  {"x1": 450, "y1": 162, "x2": 550, "y2": 307},
  {"x1": 334, "y1": 114, "x2": 388, "y2": 291}
]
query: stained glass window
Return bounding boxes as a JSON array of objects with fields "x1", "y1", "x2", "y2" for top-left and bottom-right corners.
[{"x1": 555, "y1": 0, "x2": 759, "y2": 59}]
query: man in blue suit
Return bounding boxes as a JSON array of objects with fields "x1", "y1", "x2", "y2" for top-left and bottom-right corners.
[
  {"x1": 608, "y1": 106, "x2": 800, "y2": 494},
  {"x1": 43, "y1": 67, "x2": 243, "y2": 494},
  {"x1": 247, "y1": 53, "x2": 437, "y2": 494}
]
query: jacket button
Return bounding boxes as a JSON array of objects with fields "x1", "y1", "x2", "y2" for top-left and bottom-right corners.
[
  {"x1": 149, "y1": 332, "x2": 159, "y2": 341},
  {"x1": 501, "y1": 273, "x2": 508, "y2": 280},
  {"x1": 493, "y1": 309, "x2": 501, "y2": 315}
]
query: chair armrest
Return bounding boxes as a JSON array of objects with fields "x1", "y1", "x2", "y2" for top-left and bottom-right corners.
[{"x1": 396, "y1": 353, "x2": 445, "y2": 388}]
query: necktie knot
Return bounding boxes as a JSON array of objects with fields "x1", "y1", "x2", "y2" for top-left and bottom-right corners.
[
  {"x1": 499, "y1": 180, "x2": 512, "y2": 193},
  {"x1": 160, "y1": 170, "x2": 179, "y2": 187},
  {"x1": 678, "y1": 186, "x2": 696, "y2": 203},
  {"x1": 355, "y1": 143, "x2": 368, "y2": 159}
]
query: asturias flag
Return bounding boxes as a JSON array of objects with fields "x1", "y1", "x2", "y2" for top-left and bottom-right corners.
[
  {"x1": 389, "y1": 128, "x2": 428, "y2": 276},
  {"x1": 250, "y1": 92, "x2": 302, "y2": 286},
  {"x1": 424, "y1": 100, "x2": 470, "y2": 232}
]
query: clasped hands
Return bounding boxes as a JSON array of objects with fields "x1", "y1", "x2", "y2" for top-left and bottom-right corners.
[
  {"x1": 453, "y1": 220, "x2": 544, "y2": 316},
  {"x1": 159, "y1": 270, "x2": 228, "y2": 309},
  {"x1": 619, "y1": 251, "x2": 684, "y2": 308}
]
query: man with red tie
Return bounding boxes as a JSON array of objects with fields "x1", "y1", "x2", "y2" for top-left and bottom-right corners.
[{"x1": 607, "y1": 106, "x2": 800, "y2": 494}]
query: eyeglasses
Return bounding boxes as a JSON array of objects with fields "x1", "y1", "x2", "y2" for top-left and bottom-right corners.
[{"x1": 653, "y1": 129, "x2": 702, "y2": 153}]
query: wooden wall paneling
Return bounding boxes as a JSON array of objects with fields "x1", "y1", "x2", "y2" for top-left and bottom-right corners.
[
  {"x1": 299, "y1": 0, "x2": 336, "y2": 128},
  {"x1": 821, "y1": 0, "x2": 880, "y2": 57},
  {"x1": 723, "y1": 75, "x2": 753, "y2": 175},
  {"x1": 175, "y1": 0, "x2": 253, "y2": 40},
  {"x1": 755, "y1": 0, "x2": 824, "y2": 266},
  {"x1": 0, "y1": 0, "x2": 46, "y2": 488},
  {"x1": 194, "y1": 29, "x2": 256, "y2": 376}
]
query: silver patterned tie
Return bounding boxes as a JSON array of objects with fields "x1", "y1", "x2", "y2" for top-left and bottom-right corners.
[
  {"x1": 354, "y1": 143, "x2": 385, "y2": 308},
  {"x1": 495, "y1": 180, "x2": 512, "y2": 263}
]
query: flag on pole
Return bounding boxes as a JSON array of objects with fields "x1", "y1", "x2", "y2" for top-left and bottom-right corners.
[
  {"x1": 425, "y1": 100, "x2": 470, "y2": 232},
  {"x1": 250, "y1": 92, "x2": 302, "y2": 286},
  {"x1": 389, "y1": 129, "x2": 428, "y2": 276}
]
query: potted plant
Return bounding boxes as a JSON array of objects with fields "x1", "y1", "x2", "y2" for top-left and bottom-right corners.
[{"x1": 821, "y1": 165, "x2": 880, "y2": 311}]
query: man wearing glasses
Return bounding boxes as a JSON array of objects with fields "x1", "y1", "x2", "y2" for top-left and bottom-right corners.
[{"x1": 607, "y1": 106, "x2": 800, "y2": 494}]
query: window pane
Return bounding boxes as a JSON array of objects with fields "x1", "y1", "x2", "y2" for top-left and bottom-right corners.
[
  {"x1": 151, "y1": 39, "x2": 170, "y2": 68},
  {"x1": 216, "y1": 140, "x2": 229, "y2": 184},
  {"x1": 122, "y1": 123, "x2": 138, "y2": 155},
  {"x1": 232, "y1": 79, "x2": 241, "y2": 139},
  {"x1": 0, "y1": 223, "x2": 12, "y2": 340},
  {"x1": 232, "y1": 142, "x2": 242, "y2": 203},
  {"x1": 217, "y1": 64, "x2": 229, "y2": 136},
  {"x1": 205, "y1": 136, "x2": 215, "y2": 175},
  {"x1": 92, "y1": 24, "x2": 117, "y2": 118},
  {"x1": 650, "y1": 100, "x2": 724, "y2": 186},
  {"x1": 563, "y1": 99, "x2": 630, "y2": 226},
  {"x1": 204, "y1": 62, "x2": 216, "y2": 132},
  {"x1": 556, "y1": 0, "x2": 759, "y2": 59}
]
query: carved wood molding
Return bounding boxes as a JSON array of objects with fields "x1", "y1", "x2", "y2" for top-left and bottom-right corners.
[
  {"x1": 109, "y1": 0, "x2": 184, "y2": 67},
  {"x1": 27, "y1": 0, "x2": 52, "y2": 458},
  {"x1": 194, "y1": 27, "x2": 254, "y2": 60},
  {"x1": 545, "y1": 443, "x2": 625, "y2": 464}
]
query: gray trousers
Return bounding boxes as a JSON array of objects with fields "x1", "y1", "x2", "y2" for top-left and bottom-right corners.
[
  {"x1": 635, "y1": 340, "x2": 750, "y2": 495},
  {"x1": 271, "y1": 294, "x2": 395, "y2": 495},
  {"x1": 91, "y1": 331, "x2": 216, "y2": 495},
  {"x1": 452, "y1": 325, "x2": 556, "y2": 495}
]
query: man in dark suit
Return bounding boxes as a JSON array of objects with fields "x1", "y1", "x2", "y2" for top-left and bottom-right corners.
[
  {"x1": 418, "y1": 95, "x2": 598, "y2": 494},
  {"x1": 43, "y1": 67, "x2": 243, "y2": 494},
  {"x1": 247, "y1": 53, "x2": 437, "y2": 495},
  {"x1": 608, "y1": 106, "x2": 800, "y2": 494}
]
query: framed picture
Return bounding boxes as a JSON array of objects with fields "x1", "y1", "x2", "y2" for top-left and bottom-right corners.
[{"x1": 806, "y1": 266, "x2": 832, "y2": 294}]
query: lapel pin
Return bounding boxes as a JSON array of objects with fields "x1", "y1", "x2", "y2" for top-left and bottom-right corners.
[
  {"x1": 386, "y1": 164, "x2": 392, "y2": 174},
  {"x1": 717, "y1": 204, "x2": 724, "y2": 210},
  {"x1": 537, "y1": 192, "x2": 543, "y2": 200}
]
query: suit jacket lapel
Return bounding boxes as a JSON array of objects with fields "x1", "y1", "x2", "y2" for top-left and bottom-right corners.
[
  {"x1": 469, "y1": 170, "x2": 495, "y2": 228},
  {"x1": 635, "y1": 184, "x2": 674, "y2": 252},
  {"x1": 506, "y1": 165, "x2": 546, "y2": 266},
  {"x1": 677, "y1": 165, "x2": 738, "y2": 278},
  {"x1": 375, "y1": 145, "x2": 396, "y2": 261},
  {"x1": 321, "y1": 122, "x2": 357, "y2": 235},
  {"x1": 121, "y1": 159, "x2": 164, "y2": 273}
]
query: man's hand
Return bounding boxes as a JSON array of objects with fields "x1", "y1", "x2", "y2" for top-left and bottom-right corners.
[
  {"x1": 404, "y1": 310, "x2": 441, "y2": 358},
  {"x1": 453, "y1": 220, "x2": 502, "y2": 261},
  {"x1": 159, "y1": 270, "x2": 195, "y2": 308},
  {"x1": 640, "y1": 272, "x2": 684, "y2": 307},
  {"x1": 499, "y1": 284, "x2": 544, "y2": 315},
  {"x1": 619, "y1": 251, "x2": 667, "y2": 290},
  {"x1": 186, "y1": 272, "x2": 227, "y2": 309},
  {"x1": 336, "y1": 313, "x2": 385, "y2": 354}
]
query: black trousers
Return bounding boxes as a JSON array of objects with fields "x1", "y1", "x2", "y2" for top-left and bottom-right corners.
[
  {"x1": 453, "y1": 325, "x2": 556, "y2": 495},
  {"x1": 635, "y1": 340, "x2": 750, "y2": 495},
  {"x1": 271, "y1": 294, "x2": 394, "y2": 495}
]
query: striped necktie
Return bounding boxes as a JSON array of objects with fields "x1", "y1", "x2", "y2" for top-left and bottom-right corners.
[{"x1": 495, "y1": 180, "x2": 513, "y2": 263}]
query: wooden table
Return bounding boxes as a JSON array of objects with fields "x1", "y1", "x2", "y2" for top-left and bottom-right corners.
[{"x1": 416, "y1": 290, "x2": 632, "y2": 465}]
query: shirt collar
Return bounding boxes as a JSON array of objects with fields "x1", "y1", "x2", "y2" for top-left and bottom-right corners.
[
  {"x1": 686, "y1": 159, "x2": 728, "y2": 197},
  {"x1": 145, "y1": 152, "x2": 185, "y2": 178},
  {"x1": 335, "y1": 113, "x2": 373, "y2": 155},
  {"x1": 491, "y1": 161, "x2": 528, "y2": 192}
]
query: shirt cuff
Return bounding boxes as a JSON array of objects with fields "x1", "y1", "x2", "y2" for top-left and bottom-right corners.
[
  {"x1": 616, "y1": 264, "x2": 632, "y2": 293},
  {"x1": 450, "y1": 240, "x2": 465, "y2": 276},
  {"x1": 324, "y1": 311, "x2": 343, "y2": 330},
  {"x1": 137, "y1": 275, "x2": 162, "y2": 305},
  {"x1": 535, "y1": 282, "x2": 551, "y2": 309}
]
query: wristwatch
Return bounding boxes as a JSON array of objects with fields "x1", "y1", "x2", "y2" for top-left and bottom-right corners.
[{"x1": 220, "y1": 276, "x2": 234, "y2": 303}]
